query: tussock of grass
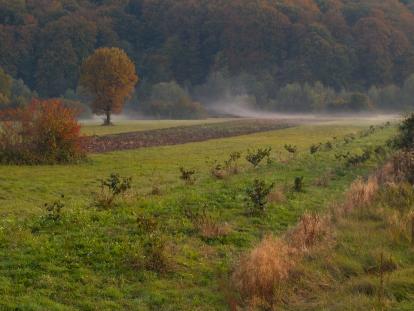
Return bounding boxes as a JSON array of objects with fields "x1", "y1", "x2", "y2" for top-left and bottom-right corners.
[
  {"x1": 232, "y1": 235, "x2": 297, "y2": 308},
  {"x1": 267, "y1": 187, "x2": 287, "y2": 204}
]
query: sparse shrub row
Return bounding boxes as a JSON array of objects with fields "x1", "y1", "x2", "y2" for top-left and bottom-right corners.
[
  {"x1": 231, "y1": 143, "x2": 411, "y2": 309},
  {"x1": 308, "y1": 122, "x2": 391, "y2": 156}
]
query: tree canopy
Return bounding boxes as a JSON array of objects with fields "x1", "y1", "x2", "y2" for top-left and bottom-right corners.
[{"x1": 80, "y1": 47, "x2": 138, "y2": 125}]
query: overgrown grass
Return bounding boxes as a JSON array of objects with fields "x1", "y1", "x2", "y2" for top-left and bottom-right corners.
[
  {"x1": 0, "y1": 121, "x2": 397, "y2": 310},
  {"x1": 231, "y1": 151, "x2": 414, "y2": 310}
]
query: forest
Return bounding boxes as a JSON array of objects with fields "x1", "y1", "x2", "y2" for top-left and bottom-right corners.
[{"x1": 2, "y1": 0, "x2": 414, "y2": 117}]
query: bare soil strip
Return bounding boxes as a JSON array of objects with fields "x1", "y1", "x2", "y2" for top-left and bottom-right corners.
[{"x1": 84, "y1": 119, "x2": 297, "y2": 153}]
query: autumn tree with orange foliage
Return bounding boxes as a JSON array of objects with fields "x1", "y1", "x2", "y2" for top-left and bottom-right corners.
[
  {"x1": 80, "y1": 47, "x2": 138, "y2": 125},
  {"x1": 0, "y1": 99, "x2": 85, "y2": 164}
]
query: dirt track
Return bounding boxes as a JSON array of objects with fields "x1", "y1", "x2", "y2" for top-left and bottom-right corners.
[{"x1": 84, "y1": 119, "x2": 296, "y2": 153}]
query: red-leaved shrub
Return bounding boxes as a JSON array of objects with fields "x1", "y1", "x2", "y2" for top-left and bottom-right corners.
[{"x1": 0, "y1": 99, "x2": 85, "y2": 164}]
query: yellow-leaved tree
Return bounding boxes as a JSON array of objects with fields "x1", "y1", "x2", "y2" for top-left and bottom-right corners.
[{"x1": 80, "y1": 47, "x2": 138, "y2": 125}]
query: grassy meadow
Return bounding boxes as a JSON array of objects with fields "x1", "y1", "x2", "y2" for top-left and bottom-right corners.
[{"x1": 0, "y1": 119, "x2": 402, "y2": 310}]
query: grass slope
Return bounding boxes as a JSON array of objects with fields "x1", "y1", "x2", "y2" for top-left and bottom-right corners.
[
  {"x1": 0, "y1": 122, "x2": 395, "y2": 310},
  {"x1": 286, "y1": 178, "x2": 414, "y2": 311}
]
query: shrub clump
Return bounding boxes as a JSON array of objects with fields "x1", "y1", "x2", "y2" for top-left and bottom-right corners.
[
  {"x1": 179, "y1": 167, "x2": 196, "y2": 184},
  {"x1": 284, "y1": 144, "x2": 298, "y2": 155},
  {"x1": 0, "y1": 99, "x2": 85, "y2": 164},
  {"x1": 294, "y1": 176, "x2": 304, "y2": 192},
  {"x1": 246, "y1": 147, "x2": 271, "y2": 168},
  {"x1": 310, "y1": 143, "x2": 321, "y2": 154},
  {"x1": 246, "y1": 179, "x2": 275, "y2": 214},
  {"x1": 211, "y1": 151, "x2": 241, "y2": 179},
  {"x1": 94, "y1": 173, "x2": 132, "y2": 208},
  {"x1": 392, "y1": 113, "x2": 414, "y2": 149}
]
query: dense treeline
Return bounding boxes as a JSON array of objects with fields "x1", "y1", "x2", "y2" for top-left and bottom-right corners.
[{"x1": 1, "y1": 0, "x2": 414, "y2": 115}]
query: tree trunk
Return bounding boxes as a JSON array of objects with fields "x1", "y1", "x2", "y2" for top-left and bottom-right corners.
[{"x1": 103, "y1": 110, "x2": 112, "y2": 126}]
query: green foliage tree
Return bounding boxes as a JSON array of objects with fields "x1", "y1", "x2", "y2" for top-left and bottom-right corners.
[{"x1": 143, "y1": 81, "x2": 206, "y2": 119}]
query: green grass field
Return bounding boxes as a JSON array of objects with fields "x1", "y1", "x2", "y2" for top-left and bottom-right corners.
[
  {"x1": 80, "y1": 118, "x2": 237, "y2": 136},
  {"x1": 0, "y1": 120, "x2": 399, "y2": 310}
]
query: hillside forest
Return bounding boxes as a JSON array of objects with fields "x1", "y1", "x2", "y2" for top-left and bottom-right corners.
[{"x1": 2, "y1": 0, "x2": 414, "y2": 118}]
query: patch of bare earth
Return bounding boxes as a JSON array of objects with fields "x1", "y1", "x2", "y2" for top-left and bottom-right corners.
[{"x1": 84, "y1": 119, "x2": 297, "y2": 153}]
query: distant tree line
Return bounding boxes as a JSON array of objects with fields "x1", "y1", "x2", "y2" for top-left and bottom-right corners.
[{"x1": 1, "y1": 0, "x2": 414, "y2": 117}]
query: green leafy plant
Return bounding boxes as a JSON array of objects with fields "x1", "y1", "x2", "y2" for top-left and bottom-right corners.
[
  {"x1": 94, "y1": 173, "x2": 132, "y2": 208},
  {"x1": 294, "y1": 176, "x2": 304, "y2": 192},
  {"x1": 284, "y1": 144, "x2": 297, "y2": 155},
  {"x1": 143, "y1": 235, "x2": 171, "y2": 274},
  {"x1": 392, "y1": 113, "x2": 414, "y2": 149},
  {"x1": 246, "y1": 147, "x2": 272, "y2": 168},
  {"x1": 246, "y1": 179, "x2": 275, "y2": 214},
  {"x1": 310, "y1": 143, "x2": 321, "y2": 154},
  {"x1": 324, "y1": 141, "x2": 333, "y2": 150},
  {"x1": 179, "y1": 167, "x2": 196, "y2": 184},
  {"x1": 346, "y1": 149, "x2": 372, "y2": 167},
  {"x1": 44, "y1": 194, "x2": 65, "y2": 222}
]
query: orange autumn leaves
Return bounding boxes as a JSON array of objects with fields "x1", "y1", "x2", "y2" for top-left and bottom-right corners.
[
  {"x1": 80, "y1": 47, "x2": 138, "y2": 125},
  {"x1": 0, "y1": 99, "x2": 84, "y2": 164}
]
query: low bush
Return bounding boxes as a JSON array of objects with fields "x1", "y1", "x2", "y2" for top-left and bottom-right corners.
[
  {"x1": 246, "y1": 179, "x2": 275, "y2": 214},
  {"x1": 43, "y1": 194, "x2": 65, "y2": 222},
  {"x1": 0, "y1": 99, "x2": 85, "y2": 164},
  {"x1": 310, "y1": 143, "x2": 321, "y2": 154},
  {"x1": 284, "y1": 144, "x2": 297, "y2": 155},
  {"x1": 324, "y1": 141, "x2": 333, "y2": 150},
  {"x1": 294, "y1": 176, "x2": 304, "y2": 192},
  {"x1": 345, "y1": 149, "x2": 372, "y2": 167},
  {"x1": 246, "y1": 147, "x2": 271, "y2": 168},
  {"x1": 143, "y1": 235, "x2": 172, "y2": 274},
  {"x1": 179, "y1": 167, "x2": 196, "y2": 184},
  {"x1": 392, "y1": 113, "x2": 414, "y2": 149},
  {"x1": 93, "y1": 173, "x2": 132, "y2": 208}
]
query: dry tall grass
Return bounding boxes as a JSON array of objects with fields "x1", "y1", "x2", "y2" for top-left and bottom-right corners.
[
  {"x1": 343, "y1": 177, "x2": 379, "y2": 214},
  {"x1": 286, "y1": 213, "x2": 332, "y2": 252},
  {"x1": 391, "y1": 151, "x2": 414, "y2": 183},
  {"x1": 232, "y1": 235, "x2": 297, "y2": 307}
]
